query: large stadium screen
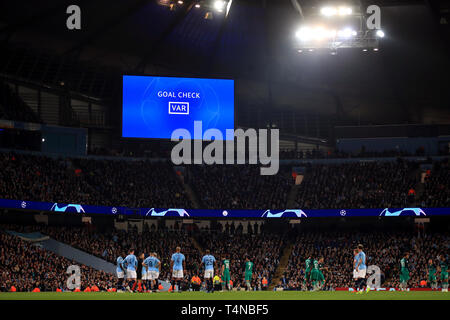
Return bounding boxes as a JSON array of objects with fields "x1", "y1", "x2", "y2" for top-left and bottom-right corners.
[{"x1": 122, "y1": 75, "x2": 234, "y2": 139}]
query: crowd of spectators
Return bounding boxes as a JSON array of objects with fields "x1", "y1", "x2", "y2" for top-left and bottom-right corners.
[
  {"x1": 1, "y1": 222, "x2": 284, "y2": 291},
  {"x1": 1, "y1": 223, "x2": 448, "y2": 292},
  {"x1": 0, "y1": 151, "x2": 449, "y2": 211},
  {"x1": 0, "y1": 231, "x2": 115, "y2": 292},
  {"x1": 72, "y1": 158, "x2": 190, "y2": 208},
  {"x1": 279, "y1": 148, "x2": 413, "y2": 160},
  {"x1": 283, "y1": 231, "x2": 449, "y2": 290},
  {"x1": 4, "y1": 223, "x2": 201, "y2": 286},
  {"x1": 294, "y1": 160, "x2": 419, "y2": 209},
  {"x1": 187, "y1": 165, "x2": 292, "y2": 209},
  {"x1": 0, "y1": 152, "x2": 191, "y2": 208},
  {"x1": 420, "y1": 160, "x2": 450, "y2": 207}
]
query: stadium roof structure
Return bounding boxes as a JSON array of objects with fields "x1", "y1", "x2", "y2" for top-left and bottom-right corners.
[{"x1": 1, "y1": 0, "x2": 450, "y2": 127}]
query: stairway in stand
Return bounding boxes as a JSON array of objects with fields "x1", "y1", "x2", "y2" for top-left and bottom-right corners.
[
  {"x1": 269, "y1": 243, "x2": 294, "y2": 290},
  {"x1": 191, "y1": 236, "x2": 204, "y2": 256},
  {"x1": 175, "y1": 170, "x2": 201, "y2": 209}
]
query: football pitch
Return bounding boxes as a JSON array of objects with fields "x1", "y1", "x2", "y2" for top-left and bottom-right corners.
[{"x1": 0, "y1": 291, "x2": 448, "y2": 300}]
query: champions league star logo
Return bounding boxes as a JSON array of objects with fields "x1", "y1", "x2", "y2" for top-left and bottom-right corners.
[
  {"x1": 145, "y1": 208, "x2": 190, "y2": 217},
  {"x1": 261, "y1": 209, "x2": 307, "y2": 218},
  {"x1": 50, "y1": 203, "x2": 85, "y2": 213},
  {"x1": 380, "y1": 208, "x2": 426, "y2": 217}
]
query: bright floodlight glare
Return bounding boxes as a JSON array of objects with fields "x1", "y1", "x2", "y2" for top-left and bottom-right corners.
[
  {"x1": 178, "y1": 0, "x2": 183, "y2": 4},
  {"x1": 320, "y1": 7, "x2": 337, "y2": 16},
  {"x1": 338, "y1": 7, "x2": 352, "y2": 15},
  {"x1": 195, "y1": 4, "x2": 200, "y2": 8},
  {"x1": 376, "y1": 30, "x2": 385, "y2": 38},
  {"x1": 296, "y1": 27, "x2": 311, "y2": 41},
  {"x1": 296, "y1": 26, "x2": 337, "y2": 41},
  {"x1": 315, "y1": 26, "x2": 328, "y2": 40},
  {"x1": 321, "y1": 6, "x2": 351, "y2": 16},
  {"x1": 374, "y1": 48, "x2": 379, "y2": 51},
  {"x1": 338, "y1": 28, "x2": 355, "y2": 38},
  {"x1": 214, "y1": 0, "x2": 225, "y2": 12}
]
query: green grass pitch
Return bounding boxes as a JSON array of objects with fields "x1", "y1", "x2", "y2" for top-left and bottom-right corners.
[{"x1": 0, "y1": 291, "x2": 449, "y2": 300}]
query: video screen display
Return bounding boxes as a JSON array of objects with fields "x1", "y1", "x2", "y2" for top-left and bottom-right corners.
[{"x1": 122, "y1": 75, "x2": 234, "y2": 139}]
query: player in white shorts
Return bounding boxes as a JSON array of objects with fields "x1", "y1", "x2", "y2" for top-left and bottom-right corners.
[
  {"x1": 171, "y1": 247, "x2": 186, "y2": 292},
  {"x1": 141, "y1": 253, "x2": 148, "y2": 291},
  {"x1": 201, "y1": 249, "x2": 216, "y2": 293},
  {"x1": 116, "y1": 254, "x2": 126, "y2": 291},
  {"x1": 352, "y1": 248, "x2": 359, "y2": 280},
  {"x1": 354, "y1": 244, "x2": 369, "y2": 293},
  {"x1": 143, "y1": 252, "x2": 161, "y2": 292},
  {"x1": 122, "y1": 249, "x2": 137, "y2": 291}
]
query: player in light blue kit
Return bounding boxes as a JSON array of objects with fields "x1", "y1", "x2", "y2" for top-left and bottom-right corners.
[
  {"x1": 116, "y1": 253, "x2": 126, "y2": 291},
  {"x1": 354, "y1": 244, "x2": 369, "y2": 294},
  {"x1": 171, "y1": 246, "x2": 186, "y2": 293},
  {"x1": 122, "y1": 249, "x2": 137, "y2": 292},
  {"x1": 201, "y1": 249, "x2": 216, "y2": 293},
  {"x1": 143, "y1": 252, "x2": 161, "y2": 292}
]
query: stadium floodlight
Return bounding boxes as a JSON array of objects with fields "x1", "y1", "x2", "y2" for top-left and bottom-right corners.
[
  {"x1": 178, "y1": 0, "x2": 183, "y2": 4},
  {"x1": 338, "y1": 28, "x2": 355, "y2": 39},
  {"x1": 338, "y1": 7, "x2": 352, "y2": 15},
  {"x1": 296, "y1": 27, "x2": 312, "y2": 41},
  {"x1": 320, "y1": 7, "x2": 337, "y2": 16},
  {"x1": 296, "y1": 26, "x2": 337, "y2": 41},
  {"x1": 376, "y1": 30, "x2": 385, "y2": 38},
  {"x1": 213, "y1": 0, "x2": 226, "y2": 12},
  {"x1": 320, "y1": 6, "x2": 352, "y2": 16},
  {"x1": 195, "y1": 4, "x2": 201, "y2": 8},
  {"x1": 314, "y1": 26, "x2": 328, "y2": 40},
  {"x1": 373, "y1": 48, "x2": 379, "y2": 51}
]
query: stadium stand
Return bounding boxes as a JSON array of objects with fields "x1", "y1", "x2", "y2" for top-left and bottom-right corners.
[
  {"x1": 0, "y1": 81, "x2": 40, "y2": 123},
  {"x1": 1, "y1": 151, "x2": 449, "y2": 210},
  {"x1": 187, "y1": 165, "x2": 292, "y2": 209},
  {"x1": 419, "y1": 160, "x2": 450, "y2": 207},
  {"x1": 1, "y1": 223, "x2": 448, "y2": 292},
  {"x1": 293, "y1": 160, "x2": 420, "y2": 209},
  {"x1": 283, "y1": 230, "x2": 449, "y2": 290},
  {"x1": 0, "y1": 231, "x2": 115, "y2": 292},
  {"x1": 0, "y1": 152, "x2": 192, "y2": 208}
]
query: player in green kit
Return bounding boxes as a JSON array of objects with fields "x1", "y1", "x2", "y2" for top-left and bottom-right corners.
[
  {"x1": 317, "y1": 257, "x2": 326, "y2": 290},
  {"x1": 244, "y1": 257, "x2": 253, "y2": 291},
  {"x1": 427, "y1": 259, "x2": 437, "y2": 290},
  {"x1": 303, "y1": 256, "x2": 312, "y2": 291},
  {"x1": 220, "y1": 275, "x2": 225, "y2": 292},
  {"x1": 222, "y1": 255, "x2": 231, "y2": 291},
  {"x1": 438, "y1": 254, "x2": 448, "y2": 292},
  {"x1": 399, "y1": 252, "x2": 410, "y2": 291},
  {"x1": 310, "y1": 258, "x2": 321, "y2": 291}
]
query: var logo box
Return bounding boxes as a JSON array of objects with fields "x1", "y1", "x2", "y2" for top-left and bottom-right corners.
[{"x1": 169, "y1": 101, "x2": 189, "y2": 115}]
